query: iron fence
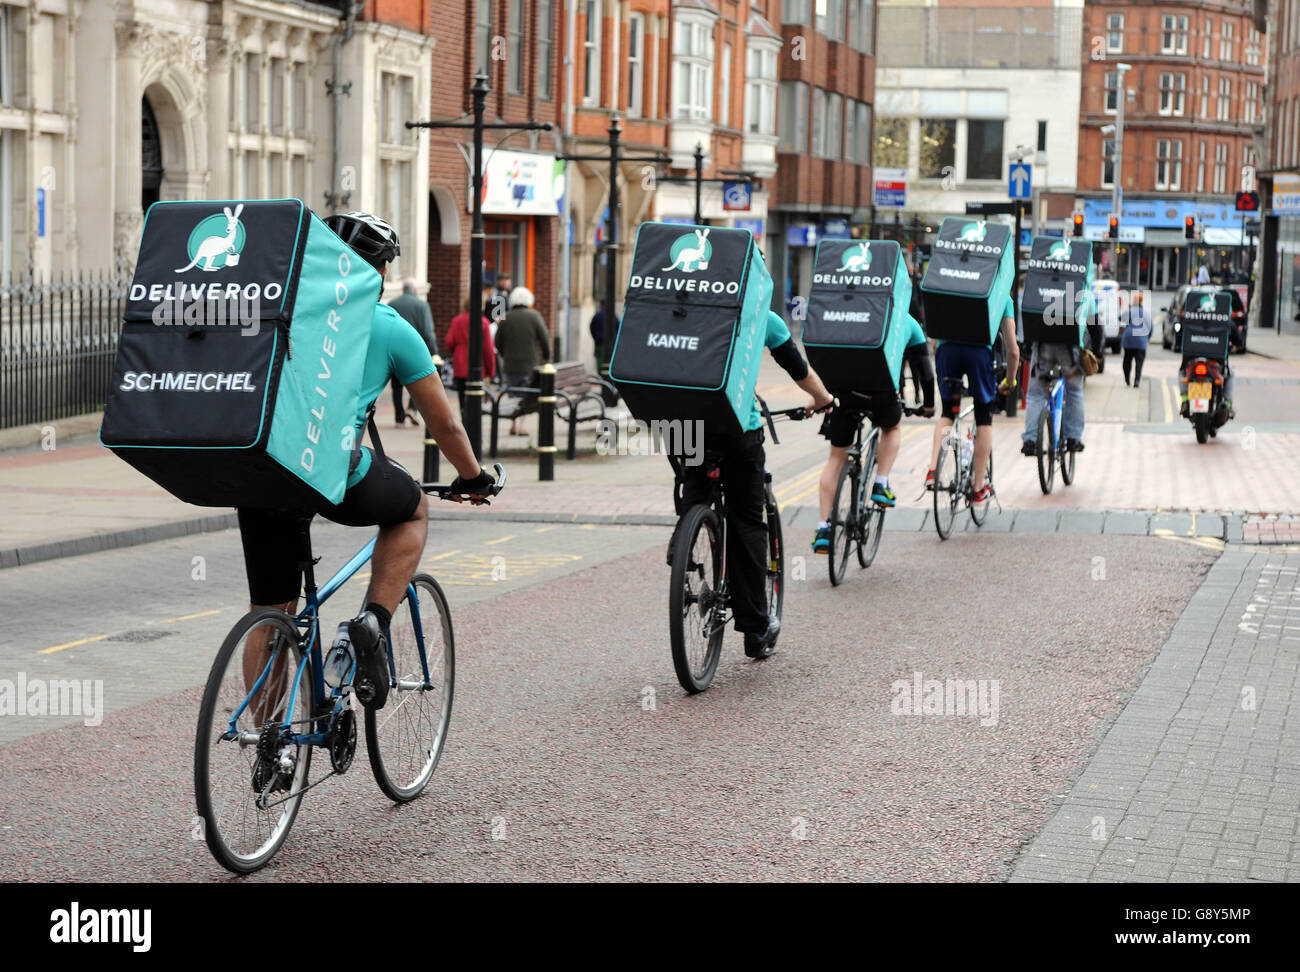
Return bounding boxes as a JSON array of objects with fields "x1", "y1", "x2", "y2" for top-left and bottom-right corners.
[{"x1": 0, "y1": 271, "x2": 127, "y2": 430}]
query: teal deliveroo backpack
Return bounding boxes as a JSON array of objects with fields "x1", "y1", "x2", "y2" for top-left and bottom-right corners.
[
  {"x1": 919, "y1": 216, "x2": 1014, "y2": 347},
  {"x1": 1020, "y1": 237, "x2": 1093, "y2": 347},
  {"x1": 801, "y1": 239, "x2": 912, "y2": 397},
  {"x1": 99, "y1": 199, "x2": 382, "y2": 509},
  {"x1": 608, "y1": 223, "x2": 774, "y2": 438}
]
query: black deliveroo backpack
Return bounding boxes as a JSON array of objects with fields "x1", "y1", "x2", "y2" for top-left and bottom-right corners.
[
  {"x1": 802, "y1": 239, "x2": 912, "y2": 398},
  {"x1": 1179, "y1": 291, "x2": 1233, "y2": 360},
  {"x1": 920, "y1": 216, "x2": 1014, "y2": 346},
  {"x1": 609, "y1": 223, "x2": 774, "y2": 438},
  {"x1": 1020, "y1": 237, "x2": 1093, "y2": 346},
  {"x1": 100, "y1": 199, "x2": 382, "y2": 509}
]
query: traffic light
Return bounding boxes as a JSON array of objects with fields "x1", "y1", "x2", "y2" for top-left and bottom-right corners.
[
  {"x1": 1107, "y1": 216, "x2": 1119, "y2": 240},
  {"x1": 1184, "y1": 215, "x2": 1196, "y2": 240},
  {"x1": 1235, "y1": 191, "x2": 1260, "y2": 212},
  {"x1": 1072, "y1": 212, "x2": 1085, "y2": 237}
]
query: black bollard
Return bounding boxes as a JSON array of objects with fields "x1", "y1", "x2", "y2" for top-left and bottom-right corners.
[{"x1": 537, "y1": 363, "x2": 556, "y2": 481}]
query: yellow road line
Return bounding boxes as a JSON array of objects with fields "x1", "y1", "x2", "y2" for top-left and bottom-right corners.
[
  {"x1": 772, "y1": 466, "x2": 823, "y2": 501},
  {"x1": 426, "y1": 549, "x2": 461, "y2": 562},
  {"x1": 534, "y1": 525, "x2": 556, "y2": 533},
  {"x1": 161, "y1": 609, "x2": 221, "y2": 624},
  {"x1": 484, "y1": 534, "x2": 515, "y2": 546},
  {"x1": 40, "y1": 634, "x2": 111, "y2": 655}
]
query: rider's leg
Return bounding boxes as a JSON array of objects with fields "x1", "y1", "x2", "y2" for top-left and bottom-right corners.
[
  {"x1": 365, "y1": 490, "x2": 428, "y2": 616},
  {"x1": 237, "y1": 508, "x2": 309, "y2": 719},
  {"x1": 930, "y1": 416, "x2": 952, "y2": 472},
  {"x1": 721, "y1": 433, "x2": 770, "y2": 634},
  {"x1": 818, "y1": 445, "x2": 849, "y2": 520},
  {"x1": 876, "y1": 425, "x2": 901, "y2": 477},
  {"x1": 1062, "y1": 372, "x2": 1086, "y2": 443},
  {"x1": 1022, "y1": 377, "x2": 1045, "y2": 445},
  {"x1": 972, "y1": 399, "x2": 994, "y2": 491}
]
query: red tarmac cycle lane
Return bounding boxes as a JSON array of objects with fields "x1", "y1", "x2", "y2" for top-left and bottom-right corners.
[{"x1": 0, "y1": 522, "x2": 1213, "y2": 881}]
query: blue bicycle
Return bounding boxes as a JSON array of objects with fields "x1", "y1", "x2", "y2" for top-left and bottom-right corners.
[
  {"x1": 194, "y1": 465, "x2": 505, "y2": 873},
  {"x1": 1034, "y1": 367, "x2": 1075, "y2": 494}
]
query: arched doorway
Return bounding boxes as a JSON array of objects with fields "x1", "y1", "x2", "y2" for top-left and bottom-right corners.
[{"x1": 142, "y1": 95, "x2": 163, "y2": 212}]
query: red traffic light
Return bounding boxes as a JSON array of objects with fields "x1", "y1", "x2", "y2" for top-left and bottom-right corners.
[
  {"x1": 1184, "y1": 215, "x2": 1196, "y2": 240},
  {"x1": 1071, "y1": 212, "x2": 1084, "y2": 237},
  {"x1": 1235, "y1": 191, "x2": 1260, "y2": 212},
  {"x1": 1107, "y1": 216, "x2": 1119, "y2": 240}
]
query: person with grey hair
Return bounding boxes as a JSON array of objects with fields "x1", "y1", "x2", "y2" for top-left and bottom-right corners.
[
  {"x1": 385, "y1": 278, "x2": 439, "y2": 426},
  {"x1": 495, "y1": 285, "x2": 551, "y2": 436}
]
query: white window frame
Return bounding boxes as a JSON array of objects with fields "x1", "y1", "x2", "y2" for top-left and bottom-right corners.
[
  {"x1": 1159, "y1": 73, "x2": 1185, "y2": 116},
  {"x1": 1220, "y1": 20, "x2": 1233, "y2": 62},
  {"x1": 720, "y1": 42, "x2": 731, "y2": 128},
  {"x1": 1107, "y1": 13, "x2": 1123, "y2": 53},
  {"x1": 778, "y1": 80, "x2": 809, "y2": 154},
  {"x1": 1200, "y1": 74, "x2": 1210, "y2": 118},
  {"x1": 1218, "y1": 77, "x2": 1232, "y2": 121},
  {"x1": 1213, "y1": 142, "x2": 1227, "y2": 193},
  {"x1": 811, "y1": 87, "x2": 826, "y2": 157},
  {"x1": 1101, "y1": 138, "x2": 1115, "y2": 187},
  {"x1": 1196, "y1": 141, "x2": 1205, "y2": 193},
  {"x1": 1156, "y1": 139, "x2": 1182, "y2": 191},
  {"x1": 537, "y1": 0, "x2": 553, "y2": 100},
  {"x1": 583, "y1": 0, "x2": 601, "y2": 106},
  {"x1": 1104, "y1": 71, "x2": 1118, "y2": 114},
  {"x1": 1162, "y1": 15, "x2": 1188, "y2": 55},
  {"x1": 825, "y1": 91, "x2": 842, "y2": 159},
  {"x1": 1202, "y1": 18, "x2": 1211, "y2": 59},
  {"x1": 627, "y1": 13, "x2": 644, "y2": 117},
  {"x1": 673, "y1": 16, "x2": 715, "y2": 121},
  {"x1": 744, "y1": 42, "x2": 779, "y2": 137}
]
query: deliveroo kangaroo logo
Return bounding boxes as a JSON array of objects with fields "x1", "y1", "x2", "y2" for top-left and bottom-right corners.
[
  {"x1": 836, "y1": 242, "x2": 872, "y2": 273},
  {"x1": 663, "y1": 228, "x2": 711, "y2": 272},
  {"x1": 1047, "y1": 240, "x2": 1072, "y2": 261},
  {"x1": 958, "y1": 221, "x2": 988, "y2": 243},
  {"x1": 175, "y1": 204, "x2": 246, "y2": 272},
  {"x1": 1198, "y1": 293, "x2": 1216, "y2": 311}
]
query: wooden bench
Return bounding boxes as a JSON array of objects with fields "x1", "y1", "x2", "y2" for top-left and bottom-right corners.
[{"x1": 486, "y1": 361, "x2": 612, "y2": 459}]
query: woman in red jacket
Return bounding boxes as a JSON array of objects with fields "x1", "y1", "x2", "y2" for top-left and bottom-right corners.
[{"x1": 445, "y1": 295, "x2": 496, "y2": 412}]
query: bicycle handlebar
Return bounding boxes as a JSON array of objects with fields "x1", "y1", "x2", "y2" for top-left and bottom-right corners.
[{"x1": 422, "y1": 462, "x2": 507, "y2": 505}]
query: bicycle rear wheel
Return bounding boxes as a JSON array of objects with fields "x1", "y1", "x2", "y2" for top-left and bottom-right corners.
[
  {"x1": 365, "y1": 574, "x2": 454, "y2": 803},
  {"x1": 669, "y1": 504, "x2": 725, "y2": 693},
  {"x1": 857, "y1": 440, "x2": 884, "y2": 567},
  {"x1": 932, "y1": 441, "x2": 959, "y2": 540},
  {"x1": 756, "y1": 484, "x2": 785, "y2": 658},
  {"x1": 827, "y1": 459, "x2": 856, "y2": 586},
  {"x1": 1036, "y1": 410, "x2": 1055, "y2": 495},
  {"x1": 194, "y1": 609, "x2": 312, "y2": 874}
]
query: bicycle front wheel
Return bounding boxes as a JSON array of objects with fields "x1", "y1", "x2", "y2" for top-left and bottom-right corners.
[
  {"x1": 933, "y1": 442, "x2": 959, "y2": 540},
  {"x1": 1036, "y1": 410, "x2": 1056, "y2": 495},
  {"x1": 857, "y1": 441, "x2": 884, "y2": 567},
  {"x1": 194, "y1": 609, "x2": 312, "y2": 874},
  {"x1": 366, "y1": 573, "x2": 454, "y2": 803},
  {"x1": 764, "y1": 484, "x2": 785, "y2": 634},
  {"x1": 669, "y1": 504, "x2": 725, "y2": 693},
  {"x1": 827, "y1": 459, "x2": 856, "y2": 586}
]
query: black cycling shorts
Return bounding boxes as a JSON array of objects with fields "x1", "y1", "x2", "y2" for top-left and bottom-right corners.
[
  {"x1": 238, "y1": 448, "x2": 423, "y2": 605},
  {"x1": 820, "y1": 394, "x2": 902, "y2": 447}
]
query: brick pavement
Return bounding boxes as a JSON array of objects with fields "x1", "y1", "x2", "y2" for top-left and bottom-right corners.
[{"x1": 1011, "y1": 548, "x2": 1300, "y2": 882}]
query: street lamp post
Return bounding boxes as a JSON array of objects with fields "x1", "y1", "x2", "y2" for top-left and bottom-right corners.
[
  {"x1": 1112, "y1": 63, "x2": 1132, "y2": 269},
  {"x1": 407, "y1": 71, "x2": 552, "y2": 459}
]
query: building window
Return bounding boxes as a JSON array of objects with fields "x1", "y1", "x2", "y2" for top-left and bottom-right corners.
[
  {"x1": 1037, "y1": 119, "x2": 1048, "y2": 154},
  {"x1": 244, "y1": 54, "x2": 260, "y2": 130},
  {"x1": 845, "y1": 101, "x2": 856, "y2": 163},
  {"x1": 291, "y1": 64, "x2": 308, "y2": 136},
  {"x1": 1104, "y1": 71, "x2": 1118, "y2": 114},
  {"x1": 875, "y1": 116, "x2": 907, "y2": 168},
  {"x1": 1161, "y1": 14, "x2": 1188, "y2": 55},
  {"x1": 269, "y1": 58, "x2": 285, "y2": 135},
  {"x1": 1213, "y1": 142, "x2": 1227, "y2": 193},
  {"x1": 1101, "y1": 138, "x2": 1115, "y2": 187},
  {"x1": 1156, "y1": 139, "x2": 1182, "y2": 190},
  {"x1": 919, "y1": 119, "x2": 956, "y2": 179},
  {"x1": 824, "y1": 92, "x2": 842, "y2": 158},
  {"x1": 777, "y1": 80, "x2": 809, "y2": 153},
  {"x1": 1220, "y1": 20, "x2": 1233, "y2": 61},
  {"x1": 847, "y1": 0, "x2": 874, "y2": 53},
  {"x1": 627, "y1": 13, "x2": 644, "y2": 117},
  {"x1": 782, "y1": 0, "x2": 811, "y2": 25},
  {"x1": 1107, "y1": 14, "x2": 1123, "y2": 53},
  {"x1": 1244, "y1": 81, "x2": 1258, "y2": 124},
  {"x1": 537, "y1": 0, "x2": 553, "y2": 100},
  {"x1": 673, "y1": 19, "x2": 714, "y2": 120},
  {"x1": 1196, "y1": 141, "x2": 1206, "y2": 193},
  {"x1": 815, "y1": 0, "x2": 844, "y2": 42},
  {"x1": 811, "y1": 87, "x2": 826, "y2": 156},
  {"x1": 857, "y1": 101, "x2": 872, "y2": 166},
  {"x1": 1246, "y1": 27, "x2": 1263, "y2": 66},
  {"x1": 476, "y1": 0, "x2": 493, "y2": 75},
  {"x1": 745, "y1": 45, "x2": 778, "y2": 136},
  {"x1": 720, "y1": 43, "x2": 731, "y2": 127},
  {"x1": 1159, "y1": 73, "x2": 1185, "y2": 116},
  {"x1": 583, "y1": 1, "x2": 601, "y2": 106},
  {"x1": 1200, "y1": 75, "x2": 1210, "y2": 118},
  {"x1": 1202, "y1": 18, "x2": 1212, "y2": 59},
  {"x1": 507, "y1": 0, "x2": 525, "y2": 94},
  {"x1": 1218, "y1": 77, "x2": 1231, "y2": 121},
  {"x1": 966, "y1": 119, "x2": 1003, "y2": 180}
]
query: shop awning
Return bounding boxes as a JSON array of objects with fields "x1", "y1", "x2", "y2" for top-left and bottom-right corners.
[{"x1": 1203, "y1": 227, "x2": 1244, "y2": 245}]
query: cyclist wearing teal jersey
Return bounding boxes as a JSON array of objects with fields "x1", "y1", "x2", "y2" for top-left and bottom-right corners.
[
  {"x1": 677, "y1": 309, "x2": 833, "y2": 657},
  {"x1": 812, "y1": 315, "x2": 931, "y2": 553},
  {"x1": 236, "y1": 212, "x2": 495, "y2": 710}
]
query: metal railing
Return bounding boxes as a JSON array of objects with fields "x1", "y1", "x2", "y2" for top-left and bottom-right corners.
[
  {"x1": 0, "y1": 271, "x2": 127, "y2": 430},
  {"x1": 878, "y1": 6, "x2": 1084, "y2": 70}
]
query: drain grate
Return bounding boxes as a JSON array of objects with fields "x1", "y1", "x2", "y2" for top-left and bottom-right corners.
[{"x1": 103, "y1": 629, "x2": 175, "y2": 643}]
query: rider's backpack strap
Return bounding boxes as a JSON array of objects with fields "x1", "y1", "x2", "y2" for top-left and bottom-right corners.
[{"x1": 365, "y1": 404, "x2": 391, "y2": 479}]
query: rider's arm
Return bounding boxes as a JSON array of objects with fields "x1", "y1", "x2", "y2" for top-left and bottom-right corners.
[
  {"x1": 765, "y1": 311, "x2": 832, "y2": 409},
  {"x1": 407, "y1": 375, "x2": 487, "y2": 483},
  {"x1": 1000, "y1": 297, "x2": 1020, "y2": 379}
]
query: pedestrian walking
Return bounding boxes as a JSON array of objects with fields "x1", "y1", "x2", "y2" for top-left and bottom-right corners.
[
  {"x1": 1121, "y1": 292, "x2": 1152, "y2": 387},
  {"x1": 496, "y1": 286, "x2": 551, "y2": 436},
  {"x1": 385, "y1": 279, "x2": 438, "y2": 426},
  {"x1": 1195, "y1": 263, "x2": 1211, "y2": 285},
  {"x1": 445, "y1": 295, "x2": 496, "y2": 414},
  {"x1": 589, "y1": 308, "x2": 618, "y2": 372},
  {"x1": 486, "y1": 271, "x2": 512, "y2": 327}
]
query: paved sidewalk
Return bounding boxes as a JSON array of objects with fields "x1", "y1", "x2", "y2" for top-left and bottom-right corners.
[
  {"x1": 1246, "y1": 327, "x2": 1300, "y2": 364},
  {"x1": 1012, "y1": 547, "x2": 1300, "y2": 882}
]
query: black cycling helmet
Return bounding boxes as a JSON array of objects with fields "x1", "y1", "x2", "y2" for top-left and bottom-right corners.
[{"x1": 324, "y1": 211, "x2": 400, "y2": 270}]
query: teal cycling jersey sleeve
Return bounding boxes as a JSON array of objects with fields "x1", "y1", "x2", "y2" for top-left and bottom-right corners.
[
  {"x1": 904, "y1": 314, "x2": 927, "y2": 349},
  {"x1": 765, "y1": 310, "x2": 792, "y2": 349},
  {"x1": 1003, "y1": 294, "x2": 1015, "y2": 323}
]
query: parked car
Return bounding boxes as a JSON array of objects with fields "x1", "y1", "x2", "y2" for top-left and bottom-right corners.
[
  {"x1": 1089, "y1": 279, "x2": 1124, "y2": 371},
  {"x1": 1160, "y1": 285, "x2": 1248, "y2": 353}
]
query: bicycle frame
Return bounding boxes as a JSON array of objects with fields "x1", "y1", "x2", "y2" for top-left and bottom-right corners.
[{"x1": 1045, "y1": 375, "x2": 1065, "y2": 448}]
